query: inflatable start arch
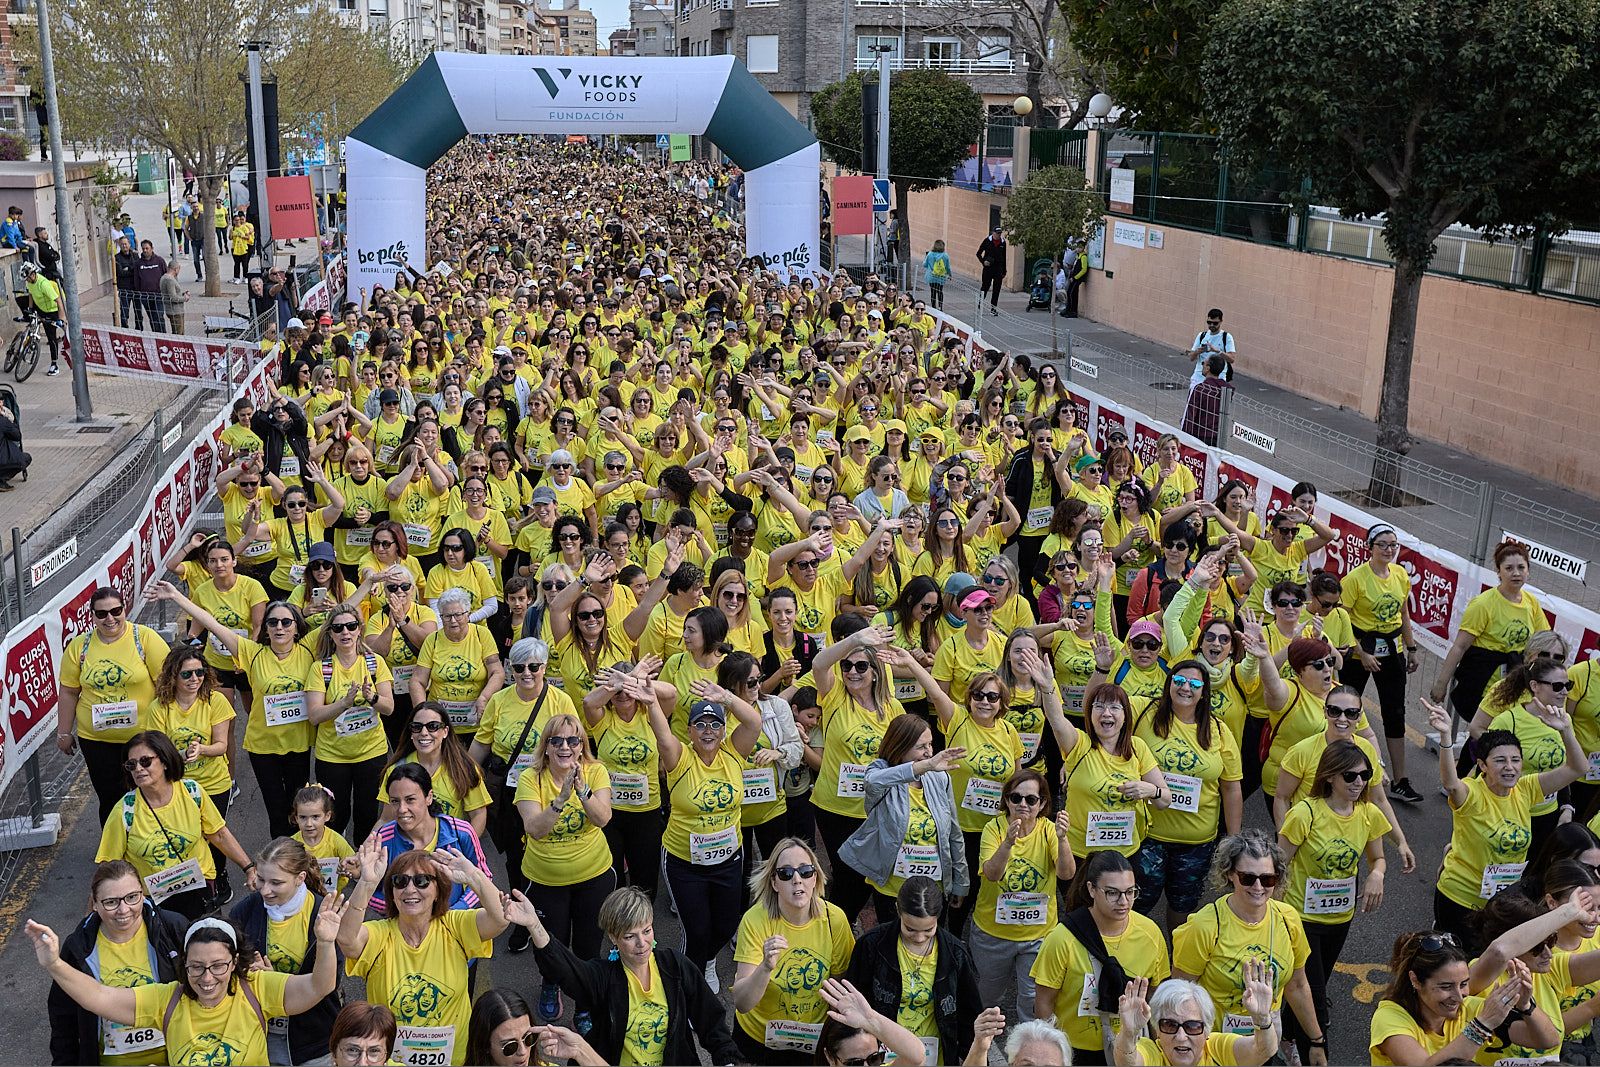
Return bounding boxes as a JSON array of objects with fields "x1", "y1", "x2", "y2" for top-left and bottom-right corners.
[{"x1": 344, "y1": 53, "x2": 821, "y2": 301}]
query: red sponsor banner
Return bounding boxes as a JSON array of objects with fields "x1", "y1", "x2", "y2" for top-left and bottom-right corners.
[
  {"x1": 302, "y1": 279, "x2": 331, "y2": 313},
  {"x1": 1095, "y1": 406, "x2": 1127, "y2": 455},
  {"x1": 1318, "y1": 512, "x2": 1371, "y2": 579},
  {"x1": 1130, "y1": 420, "x2": 1161, "y2": 468},
  {"x1": 56, "y1": 577, "x2": 96, "y2": 646},
  {"x1": 266, "y1": 175, "x2": 319, "y2": 240},
  {"x1": 831, "y1": 175, "x2": 874, "y2": 237},
  {"x1": 137, "y1": 506, "x2": 160, "y2": 591},
  {"x1": 1576, "y1": 629, "x2": 1600, "y2": 663},
  {"x1": 1066, "y1": 390, "x2": 1093, "y2": 442},
  {"x1": 77, "y1": 325, "x2": 251, "y2": 387},
  {"x1": 174, "y1": 458, "x2": 194, "y2": 532},
  {"x1": 1216, "y1": 459, "x2": 1260, "y2": 500},
  {"x1": 105, "y1": 537, "x2": 139, "y2": 607},
  {"x1": 154, "y1": 482, "x2": 177, "y2": 558},
  {"x1": 1402, "y1": 549, "x2": 1461, "y2": 647},
  {"x1": 4, "y1": 618, "x2": 57, "y2": 765}
]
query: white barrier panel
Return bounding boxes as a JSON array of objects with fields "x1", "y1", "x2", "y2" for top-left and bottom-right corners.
[{"x1": 77, "y1": 324, "x2": 257, "y2": 389}]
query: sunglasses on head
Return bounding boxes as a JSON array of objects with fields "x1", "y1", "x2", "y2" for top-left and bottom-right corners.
[
  {"x1": 775, "y1": 864, "x2": 817, "y2": 881},
  {"x1": 390, "y1": 873, "x2": 434, "y2": 890},
  {"x1": 410, "y1": 720, "x2": 448, "y2": 734},
  {"x1": 1233, "y1": 871, "x2": 1279, "y2": 888},
  {"x1": 122, "y1": 755, "x2": 159, "y2": 772}
]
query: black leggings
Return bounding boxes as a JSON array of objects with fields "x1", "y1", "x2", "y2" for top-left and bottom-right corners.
[
  {"x1": 232, "y1": 252, "x2": 251, "y2": 279},
  {"x1": 1449, "y1": 646, "x2": 1520, "y2": 721},
  {"x1": 664, "y1": 850, "x2": 745, "y2": 969},
  {"x1": 785, "y1": 796, "x2": 818, "y2": 850},
  {"x1": 383, "y1": 693, "x2": 412, "y2": 753},
  {"x1": 605, "y1": 807, "x2": 663, "y2": 898},
  {"x1": 315, "y1": 754, "x2": 387, "y2": 844},
  {"x1": 812, "y1": 804, "x2": 870, "y2": 921},
  {"x1": 1342, "y1": 630, "x2": 1410, "y2": 739},
  {"x1": 1239, "y1": 717, "x2": 1265, "y2": 801},
  {"x1": 1286, "y1": 918, "x2": 1350, "y2": 1060},
  {"x1": 82, "y1": 737, "x2": 132, "y2": 826},
  {"x1": 249, "y1": 749, "x2": 312, "y2": 840},
  {"x1": 527, "y1": 868, "x2": 616, "y2": 998},
  {"x1": 162, "y1": 887, "x2": 210, "y2": 924},
  {"x1": 1012, "y1": 534, "x2": 1046, "y2": 611},
  {"x1": 1434, "y1": 888, "x2": 1481, "y2": 954}
]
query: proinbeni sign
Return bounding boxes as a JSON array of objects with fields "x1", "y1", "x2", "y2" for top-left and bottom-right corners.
[{"x1": 1503, "y1": 530, "x2": 1588, "y2": 582}]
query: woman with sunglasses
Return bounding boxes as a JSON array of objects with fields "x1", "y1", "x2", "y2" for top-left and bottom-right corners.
[
  {"x1": 730, "y1": 839, "x2": 856, "y2": 1064},
  {"x1": 875, "y1": 576, "x2": 943, "y2": 725},
  {"x1": 811, "y1": 977, "x2": 930, "y2": 1067},
  {"x1": 1334, "y1": 523, "x2": 1418, "y2": 800},
  {"x1": 1207, "y1": 503, "x2": 1333, "y2": 615},
  {"x1": 1112, "y1": 971, "x2": 1279, "y2": 1067},
  {"x1": 380, "y1": 697, "x2": 492, "y2": 837},
  {"x1": 1103, "y1": 479, "x2": 1163, "y2": 633},
  {"x1": 464, "y1": 989, "x2": 604, "y2": 1067},
  {"x1": 902, "y1": 427, "x2": 947, "y2": 506},
  {"x1": 153, "y1": 582, "x2": 317, "y2": 840},
  {"x1": 911, "y1": 504, "x2": 969, "y2": 596},
  {"x1": 240, "y1": 465, "x2": 348, "y2": 603},
  {"x1": 513, "y1": 711, "x2": 614, "y2": 1028},
  {"x1": 1465, "y1": 634, "x2": 1575, "y2": 845},
  {"x1": 362, "y1": 562, "x2": 439, "y2": 748},
  {"x1": 1171, "y1": 830, "x2": 1326, "y2": 1061},
  {"x1": 423, "y1": 527, "x2": 501, "y2": 625},
  {"x1": 1128, "y1": 526, "x2": 1195, "y2": 626},
  {"x1": 1275, "y1": 741, "x2": 1392, "y2": 1060},
  {"x1": 411, "y1": 585, "x2": 505, "y2": 742},
  {"x1": 32, "y1": 906, "x2": 343, "y2": 1067},
  {"x1": 1426, "y1": 693, "x2": 1585, "y2": 947},
  {"x1": 307, "y1": 605, "x2": 395, "y2": 844},
  {"x1": 46, "y1": 860, "x2": 192, "y2": 1065},
  {"x1": 289, "y1": 542, "x2": 368, "y2": 631},
  {"x1": 178, "y1": 536, "x2": 267, "y2": 710},
  {"x1": 584, "y1": 658, "x2": 671, "y2": 900},
  {"x1": 95, "y1": 730, "x2": 257, "y2": 922},
  {"x1": 1129, "y1": 659, "x2": 1241, "y2": 931},
  {"x1": 444, "y1": 475, "x2": 512, "y2": 589},
  {"x1": 150, "y1": 649, "x2": 239, "y2": 905},
  {"x1": 384, "y1": 440, "x2": 453, "y2": 574},
  {"x1": 1432, "y1": 540, "x2": 1550, "y2": 737},
  {"x1": 358, "y1": 519, "x2": 425, "y2": 606},
  {"x1": 340, "y1": 836, "x2": 507, "y2": 1067}
]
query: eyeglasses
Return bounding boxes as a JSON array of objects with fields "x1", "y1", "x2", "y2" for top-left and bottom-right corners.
[
  {"x1": 839, "y1": 1049, "x2": 887, "y2": 1067},
  {"x1": 97, "y1": 889, "x2": 144, "y2": 911},
  {"x1": 811, "y1": 523, "x2": 835, "y2": 533},
  {"x1": 1274, "y1": 597, "x2": 1304, "y2": 609},
  {"x1": 546, "y1": 735, "x2": 584, "y2": 749},
  {"x1": 971, "y1": 690, "x2": 1003, "y2": 703},
  {"x1": 981, "y1": 574, "x2": 1008, "y2": 586},
  {"x1": 1304, "y1": 657, "x2": 1336, "y2": 672},
  {"x1": 510, "y1": 661, "x2": 547, "y2": 674},
  {"x1": 1340, "y1": 768, "x2": 1375, "y2": 783},
  {"x1": 1095, "y1": 885, "x2": 1140, "y2": 903},
  {"x1": 1232, "y1": 871, "x2": 1280, "y2": 888},
  {"x1": 775, "y1": 864, "x2": 817, "y2": 881},
  {"x1": 440, "y1": 611, "x2": 468, "y2": 621},
  {"x1": 542, "y1": 580, "x2": 569, "y2": 592},
  {"x1": 390, "y1": 873, "x2": 435, "y2": 890},
  {"x1": 266, "y1": 617, "x2": 296, "y2": 628},
  {"x1": 94, "y1": 605, "x2": 125, "y2": 620},
  {"x1": 373, "y1": 538, "x2": 398, "y2": 549},
  {"x1": 1006, "y1": 792, "x2": 1042, "y2": 806},
  {"x1": 1128, "y1": 637, "x2": 1161, "y2": 652},
  {"x1": 791, "y1": 558, "x2": 820, "y2": 570},
  {"x1": 1326, "y1": 705, "x2": 1362, "y2": 721},
  {"x1": 1371, "y1": 540, "x2": 1399, "y2": 550},
  {"x1": 839, "y1": 660, "x2": 874, "y2": 675},
  {"x1": 410, "y1": 720, "x2": 448, "y2": 734},
  {"x1": 1169, "y1": 676, "x2": 1205, "y2": 692},
  {"x1": 1158, "y1": 1018, "x2": 1209, "y2": 1036},
  {"x1": 498, "y1": 1032, "x2": 538, "y2": 1058},
  {"x1": 178, "y1": 668, "x2": 205, "y2": 680},
  {"x1": 386, "y1": 582, "x2": 413, "y2": 593},
  {"x1": 329, "y1": 620, "x2": 361, "y2": 634},
  {"x1": 185, "y1": 960, "x2": 235, "y2": 979},
  {"x1": 1537, "y1": 678, "x2": 1574, "y2": 693}
]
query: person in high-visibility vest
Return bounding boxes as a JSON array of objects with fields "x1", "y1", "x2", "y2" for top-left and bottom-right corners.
[{"x1": 20, "y1": 260, "x2": 62, "y2": 376}]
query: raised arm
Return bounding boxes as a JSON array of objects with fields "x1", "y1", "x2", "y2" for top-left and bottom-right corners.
[
  {"x1": 29, "y1": 922, "x2": 137, "y2": 1026},
  {"x1": 1424, "y1": 699, "x2": 1468, "y2": 808},
  {"x1": 148, "y1": 581, "x2": 242, "y2": 658},
  {"x1": 282, "y1": 894, "x2": 345, "y2": 1014}
]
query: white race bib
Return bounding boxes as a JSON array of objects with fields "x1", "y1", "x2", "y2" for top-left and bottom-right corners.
[
  {"x1": 1077, "y1": 967, "x2": 1101, "y2": 1017},
  {"x1": 894, "y1": 677, "x2": 925, "y2": 702},
  {"x1": 344, "y1": 526, "x2": 374, "y2": 547},
  {"x1": 742, "y1": 766, "x2": 778, "y2": 805},
  {"x1": 1371, "y1": 636, "x2": 1392, "y2": 658},
  {"x1": 287, "y1": 563, "x2": 306, "y2": 586},
  {"x1": 391, "y1": 664, "x2": 415, "y2": 691},
  {"x1": 90, "y1": 700, "x2": 138, "y2": 733},
  {"x1": 1163, "y1": 773, "x2": 1202, "y2": 814},
  {"x1": 1586, "y1": 751, "x2": 1600, "y2": 784},
  {"x1": 103, "y1": 1021, "x2": 165, "y2": 1057},
  {"x1": 394, "y1": 1024, "x2": 455, "y2": 1067},
  {"x1": 1222, "y1": 1012, "x2": 1276, "y2": 1037},
  {"x1": 1481, "y1": 862, "x2": 1526, "y2": 899},
  {"x1": 609, "y1": 772, "x2": 649, "y2": 806},
  {"x1": 268, "y1": 1015, "x2": 289, "y2": 1035},
  {"x1": 690, "y1": 825, "x2": 739, "y2": 866},
  {"x1": 278, "y1": 455, "x2": 301, "y2": 478},
  {"x1": 837, "y1": 762, "x2": 867, "y2": 798},
  {"x1": 995, "y1": 890, "x2": 1048, "y2": 925},
  {"x1": 1063, "y1": 685, "x2": 1087, "y2": 716},
  {"x1": 764, "y1": 1019, "x2": 822, "y2": 1053},
  {"x1": 960, "y1": 776, "x2": 1002, "y2": 817},
  {"x1": 794, "y1": 464, "x2": 814, "y2": 484},
  {"x1": 263, "y1": 691, "x2": 308, "y2": 727},
  {"x1": 1084, "y1": 809, "x2": 1136, "y2": 849},
  {"x1": 1304, "y1": 876, "x2": 1356, "y2": 916},
  {"x1": 505, "y1": 752, "x2": 536, "y2": 788},
  {"x1": 892, "y1": 843, "x2": 941, "y2": 881},
  {"x1": 377, "y1": 443, "x2": 397, "y2": 465},
  {"x1": 334, "y1": 705, "x2": 378, "y2": 737},
  {"x1": 1020, "y1": 732, "x2": 1042, "y2": 764},
  {"x1": 145, "y1": 857, "x2": 206, "y2": 902},
  {"x1": 403, "y1": 523, "x2": 433, "y2": 549},
  {"x1": 1026, "y1": 505, "x2": 1053, "y2": 531},
  {"x1": 242, "y1": 538, "x2": 274, "y2": 559},
  {"x1": 209, "y1": 628, "x2": 246, "y2": 658},
  {"x1": 318, "y1": 855, "x2": 341, "y2": 891},
  {"x1": 439, "y1": 700, "x2": 479, "y2": 729}
]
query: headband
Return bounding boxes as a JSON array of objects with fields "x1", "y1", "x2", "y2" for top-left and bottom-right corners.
[
  {"x1": 184, "y1": 917, "x2": 237, "y2": 950},
  {"x1": 1367, "y1": 523, "x2": 1397, "y2": 544}
]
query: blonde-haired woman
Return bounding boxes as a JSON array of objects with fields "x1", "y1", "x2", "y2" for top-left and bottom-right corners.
[
  {"x1": 713, "y1": 568, "x2": 768, "y2": 656},
  {"x1": 513, "y1": 711, "x2": 614, "y2": 1031},
  {"x1": 730, "y1": 837, "x2": 857, "y2": 1064}
]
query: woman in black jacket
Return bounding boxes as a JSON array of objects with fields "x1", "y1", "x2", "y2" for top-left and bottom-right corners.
[
  {"x1": 229, "y1": 838, "x2": 343, "y2": 1066},
  {"x1": 843, "y1": 875, "x2": 987, "y2": 1066},
  {"x1": 1004, "y1": 418, "x2": 1075, "y2": 600},
  {"x1": 507, "y1": 884, "x2": 739, "y2": 1066},
  {"x1": 48, "y1": 860, "x2": 189, "y2": 1066}
]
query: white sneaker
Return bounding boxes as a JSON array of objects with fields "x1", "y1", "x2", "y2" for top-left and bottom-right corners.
[
  {"x1": 46, "y1": 364, "x2": 59, "y2": 376},
  {"x1": 703, "y1": 959, "x2": 719, "y2": 994}
]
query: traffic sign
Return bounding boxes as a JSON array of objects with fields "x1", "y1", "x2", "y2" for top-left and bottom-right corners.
[
  {"x1": 872, "y1": 178, "x2": 890, "y2": 212},
  {"x1": 655, "y1": 134, "x2": 671, "y2": 149}
]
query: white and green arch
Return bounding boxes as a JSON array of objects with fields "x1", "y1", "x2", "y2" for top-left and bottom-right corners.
[{"x1": 345, "y1": 53, "x2": 820, "y2": 300}]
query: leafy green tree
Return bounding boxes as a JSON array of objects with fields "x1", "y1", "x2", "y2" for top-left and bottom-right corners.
[
  {"x1": 1056, "y1": 0, "x2": 1217, "y2": 130},
  {"x1": 811, "y1": 69, "x2": 983, "y2": 263},
  {"x1": 1002, "y1": 165, "x2": 1102, "y2": 352},
  {"x1": 1204, "y1": 0, "x2": 1600, "y2": 495},
  {"x1": 18, "y1": 0, "x2": 407, "y2": 296}
]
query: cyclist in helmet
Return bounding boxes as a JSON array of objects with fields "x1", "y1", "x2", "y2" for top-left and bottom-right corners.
[{"x1": 19, "y1": 259, "x2": 63, "y2": 376}]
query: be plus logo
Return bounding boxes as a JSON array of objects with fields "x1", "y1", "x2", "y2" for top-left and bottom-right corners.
[{"x1": 532, "y1": 65, "x2": 643, "y2": 103}]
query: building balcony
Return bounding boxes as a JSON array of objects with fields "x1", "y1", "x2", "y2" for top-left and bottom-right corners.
[{"x1": 853, "y1": 54, "x2": 1016, "y2": 76}]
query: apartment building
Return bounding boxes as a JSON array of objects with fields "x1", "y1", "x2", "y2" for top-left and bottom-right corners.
[
  {"x1": 532, "y1": 1, "x2": 599, "y2": 55},
  {"x1": 610, "y1": 0, "x2": 675, "y2": 56}
]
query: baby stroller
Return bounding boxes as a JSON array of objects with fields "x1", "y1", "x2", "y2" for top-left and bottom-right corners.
[{"x1": 1026, "y1": 271, "x2": 1053, "y2": 311}]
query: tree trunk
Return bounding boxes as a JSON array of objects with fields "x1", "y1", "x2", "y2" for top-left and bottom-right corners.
[
  {"x1": 1367, "y1": 253, "x2": 1425, "y2": 505},
  {"x1": 893, "y1": 176, "x2": 913, "y2": 281},
  {"x1": 1025, "y1": 64, "x2": 1044, "y2": 128},
  {"x1": 200, "y1": 175, "x2": 223, "y2": 298}
]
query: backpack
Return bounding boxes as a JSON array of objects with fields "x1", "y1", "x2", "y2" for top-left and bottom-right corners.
[
  {"x1": 931, "y1": 255, "x2": 949, "y2": 279},
  {"x1": 79, "y1": 624, "x2": 148, "y2": 672},
  {"x1": 164, "y1": 972, "x2": 265, "y2": 1033}
]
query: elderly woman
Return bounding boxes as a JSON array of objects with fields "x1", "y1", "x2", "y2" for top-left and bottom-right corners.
[
  {"x1": 329, "y1": 1003, "x2": 399, "y2": 1067},
  {"x1": 411, "y1": 585, "x2": 505, "y2": 739},
  {"x1": 1113, "y1": 972, "x2": 1279, "y2": 1066}
]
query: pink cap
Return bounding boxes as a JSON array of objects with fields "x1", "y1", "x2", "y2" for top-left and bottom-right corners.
[
  {"x1": 1127, "y1": 619, "x2": 1162, "y2": 641},
  {"x1": 959, "y1": 589, "x2": 995, "y2": 612}
]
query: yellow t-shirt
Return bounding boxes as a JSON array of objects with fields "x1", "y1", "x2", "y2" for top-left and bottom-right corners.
[
  {"x1": 1031, "y1": 915, "x2": 1171, "y2": 1052},
  {"x1": 417, "y1": 624, "x2": 498, "y2": 733},
  {"x1": 552, "y1": 623, "x2": 635, "y2": 701},
  {"x1": 1569, "y1": 660, "x2": 1600, "y2": 782},
  {"x1": 97, "y1": 925, "x2": 166, "y2": 1066},
  {"x1": 97, "y1": 779, "x2": 225, "y2": 882},
  {"x1": 377, "y1": 754, "x2": 491, "y2": 821},
  {"x1": 1173, "y1": 899, "x2": 1310, "y2": 1030},
  {"x1": 443, "y1": 509, "x2": 513, "y2": 589},
  {"x1": 1369, "y1": 995, "x2": 1485, "y2": 1066},
  {"x1": 770, "y1": 571, "x2": 844, "y2": 642},
  {"x1": 1141, "y1": 462, "x2": 1199, "y2": 514},
  {"x1": 332, "y1": 474, "x2": 391, "y2": 565},
  {"x1": 621, "y1": 953, "x2": 669, "y2": 1066},
  {"x1": 234, "y1": 636, "x2": 319, "y2": 756},
  {"x1": 931, "y1": 629, "x2": 1005, "y2": 706},
  {"x1": 637, "y1": 601, "x2": 692, "y2": 661},
  {"x1": 1061, "y1": 731, "x2": 1159, "y2": 857},
  {"x1": 63, "y1": 625, "x2": 172, "y2": 743},
  {"x1": 664, "y1": 744, "x2": 745, "y2": 864},
  {"x1": 733, "y1": 901, "x2": 856, "y2": 1046},
  {"x1": 1133, "y1": 710, "x2": 1242, "y2": 846},
  {"x1": 1437, "y1": 774, "x2": 1545, "y2": 909},
  {"x1": 974, "y1": 816, "x2": 1061, "y2": 941},
  {"x1": 131, "y1": 971, "x2": 289, "y2": 1067},
  {"x1": 1246, "y1": 539, "x2": 1310, "y2": 610},
  {"x1": 1557, "y1": 934, "x2": 1600, "y2": 1040},
  {"x1": 812, "y1": 687, "x2": 903, "y2": 819},
  {"x1": 1459, "y1": 587, "x2": 1550, "y2": 653},
  {"x1": 514, "y1": 761, "x2": 613, "y2": 886},
  {"x1": 392, "y1": 479, "x2": 451, "y2": 554},
  {"x1": 896, "y1": 939, "x2": 940, "y2": 1056},
  {"x1": 263, "y1": 514, "x2": 329, "y2": 591},
  {"x1": 1279, "y1": 797, "x2": 1391, "y2": 925},
  {"x1": 263, "y1": 886, "x2": 314, "y2": 975},
  {"x1": 945, "y1": 708, "x2": 1024, "y2": 833},
  {"x1": 187, "y1": 576, "x2": 268, "y2": 672},
  {"x1": 874, "y1": 784, "x2": 940, "y2": 899},
  {"x1": 474, "y1": 684, "x2": 577, "y2": 764},
  {"x1": 593, "y1": 708, "x2": 662, "y2": 813},
  {"x1": 1278, "y1": 731, "x2": 1385, "y2": 806},
  {"x1": 314, "y1": 651, "x2": 393, "y2": 764},
  {"x1": 148, "y1": 694, "x2": 236, "y2": 796},
  {"x1": 1134, "y1": 1033, "x2": 1244, "y2": 1066},
  {"x1": 424, "y1": 561, "x2": 498, "y2": 612},
  {"x1": 1341, "y1": 562, "x2": 1411, "y2": 634},
  {"x1": 659, "y1": 652, "x2": 723, "y2": 742},
  {"x1": 1263, "y1": 684, "x2": 1368, "y2": 798},
  {"x1": 349, "y1": 909, "x2": 493, "y2": 1067},
  {"x1": 294, "y1": 827, "x2": 355, "y2": 896},
  {"x1": 1489, "y1": 703, "x2": 1567, "y2": 817}
]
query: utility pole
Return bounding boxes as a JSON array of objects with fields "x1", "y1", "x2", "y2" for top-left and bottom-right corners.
[
  {"x1": 35, "y1": 0, "x2": 89, "y2": 419},
  {"x1": 243, "y1": 41, "x2": 273, "y2": 275}
]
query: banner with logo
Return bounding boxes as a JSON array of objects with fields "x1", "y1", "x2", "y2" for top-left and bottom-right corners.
[
  {"x1": 76, "y1": 324, "x2": 253, "y2": 388},
  {"x1": 345, "y1": 54, "x2": 820, "y2": 300}
]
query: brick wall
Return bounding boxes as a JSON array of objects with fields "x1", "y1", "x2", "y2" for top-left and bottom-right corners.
[
  {"x1": 903, "y1": 183, "x2": 1024, "y2": 287},
  {"x1": 1078, "y1": 220, "x2": 1600, "y2": 496}
]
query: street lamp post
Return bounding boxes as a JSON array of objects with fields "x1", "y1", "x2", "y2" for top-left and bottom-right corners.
[{"x1": 34, "y1": 0, "x2": 89, "y2": 419}]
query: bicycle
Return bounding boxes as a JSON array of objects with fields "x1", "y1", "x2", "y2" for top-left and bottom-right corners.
[{"x1": 4, "y1": 303, "x2": 57, "y2": 383}]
